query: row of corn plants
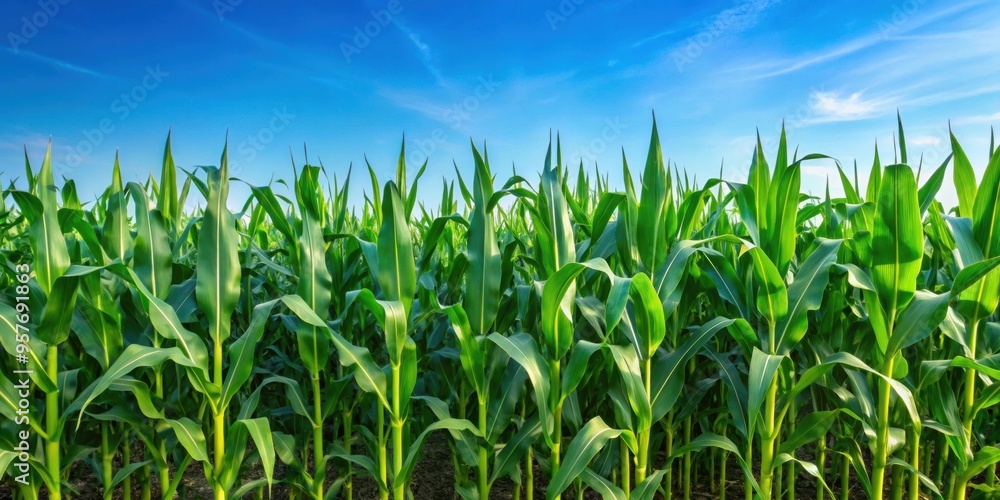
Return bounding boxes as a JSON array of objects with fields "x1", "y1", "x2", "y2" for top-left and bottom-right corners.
[{"x1": 1, "y1": 115, "x2": 999, "y2": 499}]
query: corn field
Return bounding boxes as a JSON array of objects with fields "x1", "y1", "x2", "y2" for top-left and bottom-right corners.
[{"x1": 1, "y1": 115, "x2": 999, "y2": 500}]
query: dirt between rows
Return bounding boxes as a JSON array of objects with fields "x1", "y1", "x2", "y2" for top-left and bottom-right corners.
[{"x1": 0, "y1": 436, "x2": 932, "y2": 499}]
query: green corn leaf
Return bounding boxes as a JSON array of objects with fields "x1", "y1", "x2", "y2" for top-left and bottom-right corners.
[
  {"x1": 465, "y1": 144, "x2": 502, "y2": 337},
  {"x1": 777, "y1": 410, "x2": 839, "y2": 455},
  {"x1": 774, "y1": 238, "x2": 841, "y2": 354},
  {"x1": 650, "y1": 317, "x2": 742, "y2": 421},
  {"x1": 488, "y1": 332, "x2": 552, "y2": 446},
  {"x1": 768, "y1": 162, "x2": 801, "y2": 276},
  {"x1": 560, "y1": 340, "x2": 602, "y2": 406},
  {"x1": 578, "y1": 467, "x2": 627, "y2": 500},
  {"x1": 486, "y1": 364, "x2": 527, "y2": 445},
  {"x1": 607, "y1": 344, "x2": 652, "y2": 432},
  {"x1": 951, "y1": 130, "x2": 977, "y2": 218},
  {"x1": 967, "y1": 142, "x2": 1000, "y2": 319},
  {"x1": 747, "y1": 348, "x2": 784, "y2": 439},
  {"x1": 748, "y1": 133, "x2": 771, "y2": 237},
  {"x1": 958, "y1": 446, "x2": 1000, "y2": 485},
  {"x1": 377, "y1": 181, "x2": 416, "y2": 317},
  {"x1": 705, "y1": 349, "x2": 750, "y2": 438},
  {"x1": 439, "y1": 302, "x2": 486, "y2": 396},
  {"x1": 108, "y1": 377, "x2": 165, "y2": 420},
  {"x1": 107, "y1": 264, "x2": 214, "y2": 398},
  {"x1": 345, "y1": 289, "x2": 407, "y2": 366},
  {"x1": 630, "y1": 272, "x2": 666, "y2": 360},
  {"x1": 540, "y1": 258, "x2": 617, "y2": 359},
  {"x1": 167, "y1": 417, "x2": 210, "y2": 463},
  {"x1": 35, "y1": 273, "x2": 81, "y2": 345},
  {"x1": 872, "y1": 164, "x2": 923, "y2": 323},
  {"x1": 74, "y1": 345, "x2": 195, "y2": 429},
  {"x1": 248, "y1": 184, "x2": 296, "y2": 246},
  {"x1": 327, "y1": 329, "x2": 389, "y2": 411},
  {"x1": 917, "y1": 155, "x2": 950, "y2": 215},
  {"x1": 951, "y1": 255, "x2": 1000, "y2": 299},
  {"x1": 747, "y1": 247, "x2": 787, "y2": 327},
  {"x1": 394, "y1": 418, "x2": 481, "y2": 490},
  {"x1": 637, "y1": 119, "x2": 668, "y2": 271},
  {"x1": 630, "y1": 469, "x2": 667, "y2": 500},
  {"x1": 127, "y1": 182, "x2": 172, "y2": 300},
  {"x1": 196, "y1": 148, "x2": 242, "y2": 348},
  {"x1": 545, "y1": 416, "x2": 622, "y2": 500},
  {"x1": 27, "y1": 142, "x2": 70, "y2": 296},
  {"x1": 773, "y1": 454, "x2": 836, "y2": 498},
  {"x1": 490, "y1": 417, "x2": 541, "y2": 484},
  {"x1": 236, "y1": 418, "x2": 275, "y2": 492},
  {"x1": 221, "y1": 299, "x2": 283, "y2": 408},
  {"x1": 109, "y1": 460, "x2": 152, "y2": 490},
  {"x1": 671, "y1": 432, "x2": 762, "y2": 498},
  {"x1": 103, "y1": 153, "x2": 133, "y2": 261},
  {"x1": 884, "y1": 291, "x2": 949, "y2": 359},
  {"x1": 295, "y1": 166, "x2": 333, "y2": 375}
]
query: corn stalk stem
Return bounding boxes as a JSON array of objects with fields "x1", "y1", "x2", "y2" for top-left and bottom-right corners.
[
  {"x1": 907, "y1": 426, "x2": 919, "y2": 500},
  {"x1": 312, "y1": 374, "x2": 324, "y2": 500},
  {"x1": 872, "y1": 353, "x2": 896, "y2": 500},
  {"x1": 123, "y1": 431, "x2": 132, "y2": 500},
  {"x1": 955, "y1": 318, "x2": 980, "y2": 500},
  {"x1": 213, "y1": 336, "x2": 226, "y2": 500},
  {"x1": 759, "y1": 371, "x2": 779, "y2": 499},
  {"x1": 101, "y1": 422, "x2": 113, "y2": 500},
  {"x1": 620, "y1": 441, "x2": 630, "y2": 493},
  {"x1": 392, "y1": 363, "x2": 405, "y2": 500},
  {"x1": 760, "y1": 323, "x2": 779, "y2": 500},
  {"x1": 720, "y1": 424, "x2": 728, "y2": 500},
  {"x1": 343, "y1": 408, "x2": 353, "y2": 500},
  {"x1": 478, "y1": 398, "x2": 489, "y2": 500},
  {"x1": 683, "y1": 415, "x2": 692, "y2": 500},
  {"x1": 890, "y1": 461, "x2": 904, "y2": 500},
  {"x1": 665, "y1": 414, "x2": 675, "y2": 500},
  {"x1": 637, "y1": 357, "x2": 652, "y2": 484},
  {"x1": 46, "y1": 345, "x2": 60, "y2": 500},
  {"x1": 378, "y1": 405, "x2": 388, "y2": 500},
  {"x1": 816, "y1": 435, "x2": 826, "y2": 500},
  {"x1": 786, "y1": 384, "x2": 796, "y2": 500},
  {"x1": 153, "y1": 367, "x2": 168, "y2": 498},
  {"x1": 549, "y1": 359, "x2": 563, "y2": 500}
]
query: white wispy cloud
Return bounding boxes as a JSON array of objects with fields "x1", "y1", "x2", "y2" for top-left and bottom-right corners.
[
  {"x1": 801, "y1": 163, "x2": 838, "y2": 178},
  {"x1": 952, "y1": 112, "x2": 1000, "y2": 125},
  {"x1": 391, "y1": 17, "x2": 450, "y2": 90},
  {"x1": 670, "y1": 0, "x2": 777, "y2": 51},
  {"x1": 378, "y1": 89, "x2": 449, "y2": 122},
  {"x1": 0, "y1": 132, "x2": 52, "y2": 153},
  {"x1": 805, "y1": 90, "x2": 891, "y2": 124},
  {"x1": 910, "y1": 135, "x2": 942, "y2": 147},
  {"x1": 733, "y1": 0, "x2": 987, "y2": 80},
  {"x1": 4, "y1": 48, "x2": 114, "y2": 79}
]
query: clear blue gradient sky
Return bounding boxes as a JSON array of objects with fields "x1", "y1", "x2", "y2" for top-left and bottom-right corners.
[{"x1": 2, "y1": 0, "x2": 998, "y2": 209}]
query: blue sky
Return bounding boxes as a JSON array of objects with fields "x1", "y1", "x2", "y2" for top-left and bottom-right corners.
[{"x1": 2, "y1": 0, "x2": 999, "y2": 210}]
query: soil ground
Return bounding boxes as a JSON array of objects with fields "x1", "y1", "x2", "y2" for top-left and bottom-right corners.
[{"x1": 0, "y1": 437, "x2": 970, "y2": 499}]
